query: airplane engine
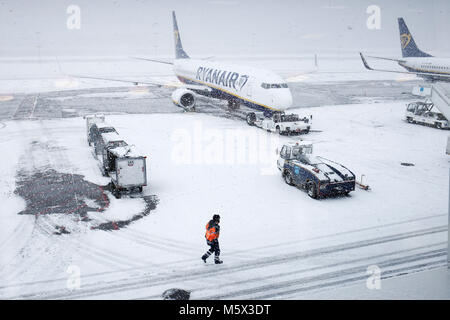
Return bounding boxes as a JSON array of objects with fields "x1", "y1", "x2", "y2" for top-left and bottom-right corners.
[{"x1": 171, "y1": 88, "x2": 196, "y2": 111}]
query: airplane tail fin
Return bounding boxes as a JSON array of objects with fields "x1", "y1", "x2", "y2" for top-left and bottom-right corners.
[
  {"x1": 172, "y1": 11, "x2": 189, "y2": 59},
  {"x1": 398, "y1": 17, "x2": 432, "y2": 58}
]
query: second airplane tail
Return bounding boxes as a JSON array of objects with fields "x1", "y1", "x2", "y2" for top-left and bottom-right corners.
[{"x1": 398, "y1": 17, "x2": 432, "y2": 58}]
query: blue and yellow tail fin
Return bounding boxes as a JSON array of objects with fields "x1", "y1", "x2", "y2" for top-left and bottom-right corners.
[
  {"x1": 172, "y1": 11, "x2": 190, "y2": 59},
  {"x1": 398, "y1": 17, "x2": 432, "y2": 58}
]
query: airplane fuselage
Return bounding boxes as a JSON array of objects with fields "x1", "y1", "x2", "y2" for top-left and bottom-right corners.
[
  {"x1": 173, "y1": 59, "x2": 293, "y2": 113},
  {"x1": 399, "y1": 57, "x2": 450, "y2": 82}
]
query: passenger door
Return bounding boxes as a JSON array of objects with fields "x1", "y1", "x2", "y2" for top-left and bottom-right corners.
[{"x1": 246, "y1": 78, "x2": 252, "y2": 98}]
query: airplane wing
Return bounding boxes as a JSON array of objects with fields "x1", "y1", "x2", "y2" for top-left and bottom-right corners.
[
  {"x1": 366, "y1": 55, "x2": 406, "y2": 63},
  {"x1": 71, "y1": 75, "x2": 166, "y2": 86},
  {"x1": 359, "y1": 52, "x2": 450, "y2": 79},
  {"x1": 69, "y1": 56, "x2": 213, "y2": 93},
  {"x1": 70, "y1": 74, "x2": 212, "y2": 93},
  {"x1": 131, "y1": 56, "x2": 215, "y2": 64},
  {"x1": 131, "y1": 57, "x2": 174, "y2": 65}
]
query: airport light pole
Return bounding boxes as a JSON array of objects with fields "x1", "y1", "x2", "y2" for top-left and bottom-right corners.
[{"x1": 448, "y1": 167, "x2": 450, "y2": 268}]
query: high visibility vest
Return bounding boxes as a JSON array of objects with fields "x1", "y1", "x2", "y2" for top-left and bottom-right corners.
[{"x1": 205, "y1": 222, "x2": 219, "y2": 241}]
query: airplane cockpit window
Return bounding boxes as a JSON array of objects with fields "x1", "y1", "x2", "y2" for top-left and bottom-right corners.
[{"x1": 261, "y1": 83, "x2": 288, "y2": 89}]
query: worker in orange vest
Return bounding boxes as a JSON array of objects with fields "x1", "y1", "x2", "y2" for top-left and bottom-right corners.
[{"x1": 201, "y1": 214, "x2": 223, "y2": 264}]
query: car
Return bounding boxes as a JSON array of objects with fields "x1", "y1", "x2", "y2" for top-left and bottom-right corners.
[
  {"x1": 246, "y1": 112, "x2": 311, "y2": 135},
  {"x1": 277, "y1": 141, "x2": 356, "y2": 199},
  {"x1": 405, "y1": 101, "x2": 449, "y2": 129}
]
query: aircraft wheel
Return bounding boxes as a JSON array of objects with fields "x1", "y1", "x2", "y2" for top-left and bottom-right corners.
[
  {"x1": 246, "y1": 112, "x2": 256, "y2": 126},
  {"x1": 276, "y1": 126, "x2": 282, "y2": 135}
]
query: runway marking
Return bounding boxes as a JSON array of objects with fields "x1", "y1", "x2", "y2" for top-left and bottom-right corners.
[{"x1": 29, "y1": 94, "x2": 39, "y2": 119}]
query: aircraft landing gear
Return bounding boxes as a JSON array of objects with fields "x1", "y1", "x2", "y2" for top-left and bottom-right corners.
[
  {"x1": 228, "y1": 100, "x2": 240, "y2": 110},
  {"x1": 246, "y1": 112, "x2": 256, "y2": 126}
]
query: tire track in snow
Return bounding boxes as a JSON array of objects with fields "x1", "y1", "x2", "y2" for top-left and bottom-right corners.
[
  {"x1": 227, "y1": 213, "x2": 446, "y2": 256},
  {"x1": 197, "y1": 249, "x2": 447, "y2": 299},
  {"x1": 7, "y1": 225, "x2": 446, "y2": 300},
  {"x1": 37, "y1": 215, "x2": 148, "y2": 269},
  {"x1": 252, "y1": 261, "x2": 446, "y2": 300},
  {"x1": 175, "y1": 241, "x2": 445, "y2": 299}
]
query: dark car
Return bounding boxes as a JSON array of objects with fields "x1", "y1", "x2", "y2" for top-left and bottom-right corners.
[{"x1": 278, "y1": 141, "x2": 356, "y2": 199}]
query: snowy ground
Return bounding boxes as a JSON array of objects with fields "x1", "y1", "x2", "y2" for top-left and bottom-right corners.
[
  {"x1": 0, "y1": 55, "x2": 448, "y2": 300},
  {"x1": 0, "y1": 99, "x2": 448, "y2": 299}
]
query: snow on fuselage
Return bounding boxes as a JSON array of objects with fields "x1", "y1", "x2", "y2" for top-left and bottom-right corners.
[{"x1": 173, "y1": 59, "x2": 293, "y2": 113}]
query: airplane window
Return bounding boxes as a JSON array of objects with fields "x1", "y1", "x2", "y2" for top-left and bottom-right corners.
[{"x1": 262, "y1": 83, "x2": 288, "y2": 89}]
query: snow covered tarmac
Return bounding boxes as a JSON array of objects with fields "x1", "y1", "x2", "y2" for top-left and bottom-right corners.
[{"x1": 0, "y1": 96, "x2": 448, "y2": 299}]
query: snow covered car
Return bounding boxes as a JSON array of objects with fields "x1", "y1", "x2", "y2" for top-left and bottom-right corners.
[
  {"x1": 246, "y1": 112, "x2": 311, "y2": 135},
  {"x1": 405, "y1": 101, "x2": 449, "y2": 129},
  {"x1": 277, "y1": 141, "x2": 355, "y2": 199}
]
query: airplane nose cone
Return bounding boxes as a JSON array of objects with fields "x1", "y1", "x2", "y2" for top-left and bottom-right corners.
[{"x1": 274, "y1": 89, "x2": 293, "y2": 110}]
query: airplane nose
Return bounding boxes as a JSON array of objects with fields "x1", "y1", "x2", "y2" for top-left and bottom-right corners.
[{"x1": 274, "y1": 90, "x2": 293, "y2": 110}]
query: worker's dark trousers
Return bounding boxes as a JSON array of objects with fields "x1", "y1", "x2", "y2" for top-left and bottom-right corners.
[{"x1": 202, "y1": 239, "x2": 220, "y2": 261}]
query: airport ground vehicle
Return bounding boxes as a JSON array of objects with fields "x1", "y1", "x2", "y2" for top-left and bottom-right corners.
[
  {"x1": 277, "y1": 141, "x2": 355, "y2": 199},
  {"x1": 104, "y1": 145, "x2": 147, "y2": 198},
  {"x1": 98, "y1": 132, "x2": 128, "y2": 162},
  {"x1": 84, "y1": 114, "x2": 105, "y2": 144},
  {"x1": 405, "y1": 101, "x2": 449, "y2": 129},
  {"x1": 246, "y1": 112, "x2": 311, "y2": 135},
  {"x1": 89, "y1": 122, "x2": 118, "y2": 147}
]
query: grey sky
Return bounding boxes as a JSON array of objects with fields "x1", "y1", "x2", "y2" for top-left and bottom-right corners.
[{"x1": 0, "y1": 0, "x2": 449, "y2": 57}]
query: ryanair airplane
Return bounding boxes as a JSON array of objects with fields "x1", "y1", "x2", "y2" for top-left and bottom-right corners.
[
  {"x1": 169, "y1": 11, "x2": 292, "y2": 114},
  {"x1": 360, "y1": 18, "x2": 450, "y2": 82},
  {"x1": 75, "y1": 11, "x2": 293, "y2": 116}
]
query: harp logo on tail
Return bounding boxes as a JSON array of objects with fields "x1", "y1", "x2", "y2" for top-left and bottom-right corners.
[{"x1": 401, "y1": 33, "x2": 411, "y2": 49}]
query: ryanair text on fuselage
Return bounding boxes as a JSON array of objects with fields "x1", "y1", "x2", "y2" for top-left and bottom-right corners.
[{"x1": 195, "y1": 66, "x2": 249, "y2": 91}]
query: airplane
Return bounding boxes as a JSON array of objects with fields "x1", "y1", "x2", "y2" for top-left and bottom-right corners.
[
  {"x1": 73, "y1": 11, "x2": 293, "y2": 119},
  {"x1": 360, "y1": 17, "x2": 450, "y2": 82}
]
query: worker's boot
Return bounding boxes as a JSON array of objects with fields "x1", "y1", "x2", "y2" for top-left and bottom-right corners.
[
  {"x1": 201, "y1": 252, "x2": 211, "y2": 263},
  {"x1": 214, "y1": 257, "x2": 223, "y2": 264}
]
